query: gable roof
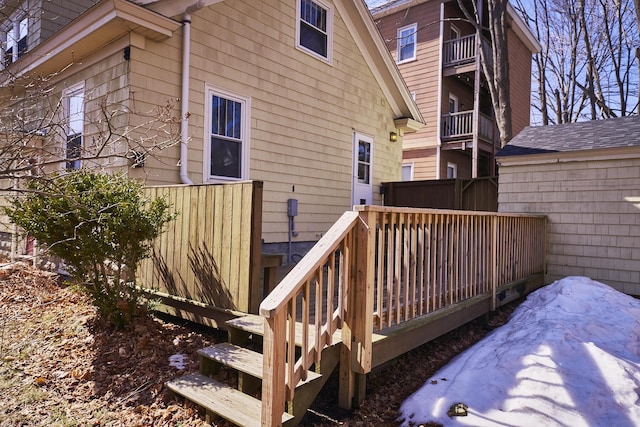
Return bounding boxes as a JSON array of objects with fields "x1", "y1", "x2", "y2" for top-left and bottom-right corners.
[{"x1": 497, "y1": 116, "x2": 640, "y2": 158}]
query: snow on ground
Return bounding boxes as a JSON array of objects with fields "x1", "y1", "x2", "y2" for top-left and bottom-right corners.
[{"x1": 399, "y1": 276, "x2": 640, "y2": 427}]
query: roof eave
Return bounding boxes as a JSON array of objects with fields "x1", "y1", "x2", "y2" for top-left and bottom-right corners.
[
  {"x1": 3, "y1": 0, "x2": 180, "y2": 83},
  {"x1": 335, "y1": 0, "x2": 424, "y2": 125},
  {"x1": 496, "y1": 145, "x2": 640, "y2": 166},
  {"x1": 506, "y1": 3, "x2": 541, "y2": 54}
]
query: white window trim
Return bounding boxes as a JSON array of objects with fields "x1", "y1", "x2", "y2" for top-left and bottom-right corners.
[
  {"x1": 397, "y1": 23, "x2": 418, "y2": 64},
  {"x1": 62, "y1": 82, "x2": 85, "y2": 170},
  {"x1": 447, "y1": 162, "x2": 457, "y2": 179},
  {"x1": 203, "y1": 84, "x2": 251, "y2": 183},
  {"x1": 296, "y1": 0, "x2": 334, "y2": 64},
  {"x1": 449, "y1": 93, "x2": 459, "y2": 113},
  {"x1": 450, "y1": 24, "x2": 460, "y2": 40},
  {"x1": 2, "y1": 13, "x2": 28, "y2": 68}
]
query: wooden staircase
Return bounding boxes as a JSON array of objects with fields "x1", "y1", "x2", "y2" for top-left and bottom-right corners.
[{"x1": 166, "y1": 313, "x2": 341, "y2": 426}]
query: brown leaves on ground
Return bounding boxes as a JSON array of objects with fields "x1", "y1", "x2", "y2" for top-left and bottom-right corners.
[
  {"x1": 0, "y1": 263, "x2": 519, "y2": 427},
  {"x1": 0, "y1": 262, "x2": 224, "y2": 426}
]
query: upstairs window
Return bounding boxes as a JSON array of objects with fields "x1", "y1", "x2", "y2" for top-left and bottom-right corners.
[
  {"x1": 3, "y1": 16, "x2": 28, "y2": 67},
  {"x1": 397, "y1": 23, "x2": 417, "y2": 63},
  {"x1": 297, "y1": 0, "x2": 333, "y2": 62},
  {"x1": 63, "y1": 83, "x2": 84, "y2": 170},
  {"x1": 205, "y1": 86, "x2": 250, "y2": 181}
]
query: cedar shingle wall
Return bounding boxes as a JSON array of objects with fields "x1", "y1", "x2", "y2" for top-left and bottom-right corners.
[
  {"x1": 498, "y1": 156, "x2": 640, "y2": 295},
  {"x1": 130, "y1": 0, "x2": 404, "y2": 243}
]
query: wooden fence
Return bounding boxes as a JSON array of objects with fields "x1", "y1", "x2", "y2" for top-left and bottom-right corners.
[
  {"x1": 382, "y1": 177, "x2": 498, "y2": 211},
  {"x1": 259, "y1": 206, "x2": 545, "y2": 425},
  {"x1": 138, "y1": 181, "x2": 263, "y2": 324}
]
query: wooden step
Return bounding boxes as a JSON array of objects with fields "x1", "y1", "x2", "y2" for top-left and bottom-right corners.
[
  {"x1": 166, "y1": 373, "x2": 294, "y2": 427},
  {"x1": 198, "y1": 342, "x2": 321, "y2": 385},
  {"x1": 226, "y1": 314, "x2": 342, "y2": 348}
]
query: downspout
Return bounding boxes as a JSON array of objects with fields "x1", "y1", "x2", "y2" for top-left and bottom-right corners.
[
  {"x1": 179, "y1": 1, "x2": 208, "y2": 184},
  {"x1": 436, "y1": 2, "x2": 445, "y2": 179}
]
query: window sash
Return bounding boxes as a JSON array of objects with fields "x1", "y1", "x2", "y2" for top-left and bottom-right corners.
[
  {"x1": 208, "y1": 91, "x2": 246, "y2": 180},
  {"x1": 64, "y1": 84, "x2": 84, "y2": 170},
  {"x1": 66, "y1": 134, "x2": 82, "y2": 170},
  {"x1": 298, "y1": 0, "x2": 331, "y2": 60},
  {"x1": 397, "y1": 24, "x2": 417, "y2": 62}
]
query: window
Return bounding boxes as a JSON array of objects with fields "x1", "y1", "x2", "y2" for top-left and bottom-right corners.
[
  {"x1": 3, "y1": 16, "x2": 28, "y2": 67},
  {"x1": 450, "y1": 25, "x2": 460, "y2": 40},
  {"x1": 397, "y1": 23, "x2": 417, "y2": 63},
  {"x1": 357, "y1": 139, "x2": 371, "y2": 185},
  {"x1": 447, "y1": 162, "x2": 457, "y2": 179},
  {"x1": 402, "y1": 163, "x2": 414, "y2": 181},
  {"x1": 64, "y1": 83, "x2": 84, "y2": 170},
  {"x1": 297, "y1": 0, "x2": 333, "y2": 61},
  {"x1": 205, "y1": 86, "x2": 249, "y2": 181},
  {"x1": 449, "y1": 93, "x2": 459, "y2": 113}
]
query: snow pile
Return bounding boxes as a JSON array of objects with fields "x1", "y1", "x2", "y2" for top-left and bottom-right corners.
[{"x1": 399, "y1": 276, "x2": 640, "y2": 426}]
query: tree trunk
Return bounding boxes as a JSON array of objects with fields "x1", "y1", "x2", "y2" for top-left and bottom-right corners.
[{"x1": 487, "y1": 0, "x2": 512, "y2": 146}]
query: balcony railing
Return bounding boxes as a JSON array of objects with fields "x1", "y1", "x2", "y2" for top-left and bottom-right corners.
[
  {"x1": 443, "y1": 34, "x2": 493, "y2": 70},
  {"x1": 441, "y1": 110, "x2": 498, "y2": 143},
  {"x1": 443, "y1": 34, "x2": 476, "y2": 65}
]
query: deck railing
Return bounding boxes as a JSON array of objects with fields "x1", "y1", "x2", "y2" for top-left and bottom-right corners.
[
  {"x1": 443, "y1": 33, "x2": 476, "y2": 65},
  {"x1": 441, "y1": 110, "x2": 498, "y2": 144},
  {"x1": 259, "y1": 206, "x2": 546, "y2": 425},
  {"x1": 441, "y1": 110, "x2": 473, "y2": 138},
  {"x1": 443, "y1": 34, "x2": 493, "y2": 70}
]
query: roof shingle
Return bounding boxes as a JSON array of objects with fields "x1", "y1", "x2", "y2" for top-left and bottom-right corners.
[{"x1": 497, "y1": 116, "x2": 640, "y2": 157}]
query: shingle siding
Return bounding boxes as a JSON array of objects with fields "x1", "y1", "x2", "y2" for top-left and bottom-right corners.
[{"x1": 499, "y1": 154, "x2": 640, "y2": 295}]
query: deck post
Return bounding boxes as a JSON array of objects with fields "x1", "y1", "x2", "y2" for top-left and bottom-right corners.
[
  {"x1": 339, "y1": 208, "x2": 375, "y2": 408},
  {"x1": 491, "y1": 215, "x2": 498, "y2": 311},
  {"x1": 262, "y1": 310, "x2": 286, "y2": 426}
]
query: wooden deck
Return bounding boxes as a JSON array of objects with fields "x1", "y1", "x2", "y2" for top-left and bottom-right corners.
[
  {"x1": 164, "y1": 203, "x2": 546, "y2": 426},
  {"x1": 259, "y1": 206, "x2": 546, "y2": 425}
]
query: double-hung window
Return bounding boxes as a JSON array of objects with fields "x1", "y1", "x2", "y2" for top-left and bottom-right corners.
[
  {"x1": 397, "y1": 23, "x2": 417, "y2": 63},
  {"x1": 3, "y1": 16, "x2": 28, "y2": 67},
  {"x1": 63, "y1": 83, "x2": 84, "y2": 170},
  {"x1": 206, "y1": 86, "x2": 249, "y2": 181},
  {"x1": 297, "y1": 0, "x2": 333, "y2": 62}
]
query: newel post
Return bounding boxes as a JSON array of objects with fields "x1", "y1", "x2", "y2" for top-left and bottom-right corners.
[
  {"x1": 339, "y1": 208, "x2": 375, "y2": 409},
  {"x1": 262, "y1": 311, "x2": 286, "y2": 426}
]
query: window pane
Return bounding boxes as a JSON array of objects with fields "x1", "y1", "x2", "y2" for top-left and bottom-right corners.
[
  {"x1": 68, "y1": 92, "x2": 84, "y2": 135},
  {"x1": 399, "y1": 27, "x2": 415, "y2": 61},
  {"x1": 358, "y1": 141, "x2": 370, "y2": 163},
  {"x1": 212, "y1": 95, "x2": 242, "y2": 139},
  {"x1": 210, "y1": 136, "x2": 241, "y2": 178},
  {"x1": 299, "y1": 0, "x2": 328, "y2": 58},
  {"x1": 358, "y1": 163, "x2": 369, "y2": 184},
  {"x1": 300, "y1": 23, "x2": 327, "y2": 57},
  {"x1": 66, "y1": 134, "x2": 81, "y2": 170},
  {"x1": 301, "y1": 0, "x2": 326, "y2": 31}
]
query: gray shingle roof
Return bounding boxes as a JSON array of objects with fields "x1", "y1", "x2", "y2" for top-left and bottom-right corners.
[{"x1": 497, "y1": 115, "x2": 640, "y2": 157}]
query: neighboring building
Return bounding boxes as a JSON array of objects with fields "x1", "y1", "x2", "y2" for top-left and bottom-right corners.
[
  {"x1": 367, "y1": 0, "x2": 539, "y2": 179},
  {"x1": 0, "y1": 0, "x2": 423, "y2": 256},
  {"x1": 496, "y1": 116, "x2": 640, "y2": 296}
]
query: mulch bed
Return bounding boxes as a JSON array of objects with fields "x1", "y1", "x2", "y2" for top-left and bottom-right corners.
[{"x1": 0, "y1": 263, "x2": 519, "y2": 426}]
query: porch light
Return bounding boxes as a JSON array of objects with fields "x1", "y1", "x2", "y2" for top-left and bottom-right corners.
[{"x1": 389, "y1": 131, "x2": 398, "y2": 142}]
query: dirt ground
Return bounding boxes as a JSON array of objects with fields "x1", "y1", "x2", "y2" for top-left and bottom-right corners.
[{"x1": 0, "y1": 263, "x2": 519, "y2": 426}]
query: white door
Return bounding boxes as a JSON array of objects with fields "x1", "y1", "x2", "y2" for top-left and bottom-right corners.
[{"x1": 352, "y1": 132, "x2": 373, "y2": 206}]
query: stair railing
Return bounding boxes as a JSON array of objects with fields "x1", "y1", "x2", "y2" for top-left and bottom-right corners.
[{"x1": 259, "y1": 210, "x2": 374, "y2": 426}]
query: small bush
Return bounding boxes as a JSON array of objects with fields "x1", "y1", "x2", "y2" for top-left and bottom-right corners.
[{"x1": 5, "y1": 171, "x2": 176, "y2": 327}]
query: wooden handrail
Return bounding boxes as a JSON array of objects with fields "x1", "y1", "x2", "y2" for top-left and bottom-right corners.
[{"x1": 260, "y1": 211, "x2": 361, "y2": 426}]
